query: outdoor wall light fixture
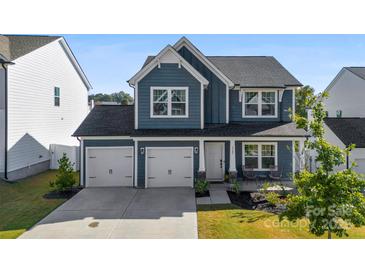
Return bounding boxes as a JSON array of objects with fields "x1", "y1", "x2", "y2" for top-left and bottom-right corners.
[
  {"x1": 194, "y1": 147, "x2": 199, "y2": 154},
  {"x1": 140, "y1": 147, "x2": 145, "y2": 155}
]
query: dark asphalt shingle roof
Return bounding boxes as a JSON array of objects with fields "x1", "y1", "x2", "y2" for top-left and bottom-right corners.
[
  {"x1": 73, "y1": 105, "x2": 135, "y2": 136},
  {"x1": 207, "y1": 56, "x2": 302, "y2": 88},
  {"x1": 132, "y1": 122, "x2": 308, "y2": 137},
  {"x1": 345, "y1": 67, "x2": 365, "y2": 81},
  {"x1": 73, "y1": 105, "x2": 307, "y2": 137},
  {"x1": 325, "y1": 118, "x2": 365, "y2": 148},
  {"x1": 142, "y1": 55, "x2": 302, "y2": 88},
  {"x1": 0, "y1": 35, "x2": 61, "y2": 61}
]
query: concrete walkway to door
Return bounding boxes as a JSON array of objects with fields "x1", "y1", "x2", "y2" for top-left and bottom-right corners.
[{"x1": 19, "y1": 187, "x2": 198, "y2": 239}]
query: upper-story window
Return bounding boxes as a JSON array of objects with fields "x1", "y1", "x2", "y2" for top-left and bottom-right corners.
[
  {"x1": 150, "y1": 87, "x2": 188, "y2": 118},
  {"x1": 243, "y1": 91, "x2": 277, "y2": 118},
  {"x1": 54, "y1": 87, "x2": 60, "y2": 107}
]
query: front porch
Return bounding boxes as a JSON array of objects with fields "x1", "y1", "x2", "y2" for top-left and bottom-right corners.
[{"x1": 198, "y1": 138, "x2": 305, "y2": 183}]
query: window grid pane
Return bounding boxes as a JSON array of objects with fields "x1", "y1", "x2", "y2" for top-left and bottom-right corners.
[
  {"x1": 171, "y1": 89, "x2": 186, "y2": 102},
  {"x1": 153, "y1": 89, "x2": 168, "y2": 102}
]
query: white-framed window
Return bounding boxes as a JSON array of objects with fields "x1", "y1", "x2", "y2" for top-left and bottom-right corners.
[
  {"x1": 150, "y1": 87, "x2": 188, "y2": 118},
  {"x1": 243, "y1": 90, "x2": 277, "y2": 117},
  {"x1": 54, "y1": 87, "x2": 60, "y2": 107},
  {"x1": 243, "y1": 142, "x2": 278, "y2": 171}
]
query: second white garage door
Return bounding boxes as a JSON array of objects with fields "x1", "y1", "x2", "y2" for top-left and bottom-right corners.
[
  {"x1": 86, "y1": 147, "x2": 133, "y2": 187},
  {"x1": 146, "y1": 147, "x2": 193, "y2": 188}
]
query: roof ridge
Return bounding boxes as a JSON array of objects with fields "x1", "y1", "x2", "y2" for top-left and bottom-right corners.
[{"x1": 207, "y1": 55, "x2": 273, "y2": 58}]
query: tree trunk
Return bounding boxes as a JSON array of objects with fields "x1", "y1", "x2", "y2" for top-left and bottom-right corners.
[{"x1": 328, "y1": 230, "x2": 332, "y2": 239}]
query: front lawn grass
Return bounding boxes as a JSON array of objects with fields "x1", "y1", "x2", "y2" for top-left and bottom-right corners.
[
  {"x1": 0, "y1": 170, "x2": 79, "y2": 239},
  {"x1": 197, "y1": 204, "x2": 365, "y2": 239}
]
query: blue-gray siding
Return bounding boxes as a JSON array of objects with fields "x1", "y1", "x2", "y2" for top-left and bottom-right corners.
[
  {"x1": 138, "y1": 63, "x2": 201, "y2": 129},
  {"x1": 137, "y1": 141, "x2": 199, "y2": 188},
  {"x1": 230, "y1": 89, "x2": 293, "y2": 122},
  {"x1": 82, "y1": 139, "x2": 134, "y2": 186},
  {"x1": 235, "y1": 140, "x2": 293, "y2": 179},
  {"x1": 178, "y1": 46, "x2": 227, "y2": 124}
]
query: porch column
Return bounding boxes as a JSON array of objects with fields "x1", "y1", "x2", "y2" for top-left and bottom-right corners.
[
  {"x1": 198, "y1": 140, "x2": 206, "y2": 179},
  {"x1": 229, "y1": 140, "x2": 237, "y2": 181},
  {"x1": 298, "y1": 139, "x2": 305, "y2": 171}
]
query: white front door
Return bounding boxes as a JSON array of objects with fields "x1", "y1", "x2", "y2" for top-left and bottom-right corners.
[
  {"x1": 86, "y1": 147, "x2": 134, "y2": 187},
  {"x1": 205, "y1": 142, "x2": 225, "y2": 181},
  {"x1": 146, "y1": 147, "x2": 193, "y2": 188}
]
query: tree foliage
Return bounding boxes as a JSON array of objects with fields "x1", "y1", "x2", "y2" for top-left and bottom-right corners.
[
  {"x1": 295, "y1": 85, "x2": 316, "y2": 118},
  {"x1": 280, "y1": 90, "x2": 365, "y2": 238},
  {"x1": 89, "y1": 91, "x2": 133, "y2": 105},
  {"x1": 49, "y1": 153, "x2": 76, "y2": 192}
]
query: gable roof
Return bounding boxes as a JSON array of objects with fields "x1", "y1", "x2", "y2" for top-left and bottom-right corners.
[
  {"x1": 325, "y1": 118, "x2": 365, "y2": 148},
  {"x1": 73, "y1": 105, "x2": 135, "y2": 136},
  {"x1": 345, "y1": 67, "x2": 365, "y2": 81},
  {"x1": 0, "y1": 35, "x2": 92, "y2": 90},
  {"x1": 0, "y1": 35, "x2": 61, "y2": 61},
  {"x1": 174, "y1": 37, "x2": 235, "y2": 87},
  {"x1": 142, "y1": 38, "x2": 302, "y2": 89},
  {"x1": 128, "y1": 45, "x2": 209, "y2": 86}
]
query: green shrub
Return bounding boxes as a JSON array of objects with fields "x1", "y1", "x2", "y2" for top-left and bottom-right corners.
[
  {"x1": 50, "y1": 153, "x2": 76, "y2": 192},
  {"x1": 232, "y1": 179, "x2": 240, "y2": 195},
  {"x1": 195, "y1": 180, "x2": 209, "y2": 194}
]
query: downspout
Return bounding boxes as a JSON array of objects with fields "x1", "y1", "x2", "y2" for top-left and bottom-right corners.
[
  {"x1": 76, "y1": 137, "x2": 82, "y2": 186},
  {"x1": 1, "y1": 61, "x2": 13, "y2": 180}
]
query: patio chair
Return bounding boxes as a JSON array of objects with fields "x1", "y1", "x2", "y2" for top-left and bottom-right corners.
[
  {"x1": 268, "y1": 165, "x2": 282, "y2": 181},
  {"x1": 242, "y1": 165, "x2": 257, "y2": 181}
]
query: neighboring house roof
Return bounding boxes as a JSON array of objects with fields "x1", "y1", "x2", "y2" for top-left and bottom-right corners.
[
  {"x1": 74, "y1": 105, "x2": 307, "y2": 137},
  {"x1": 0, "y1": 35, "x2": 92, "y2": 90},
  {"x1": 0, "y1": 35, "x2": 61, "y2": 61},
  {"x1": 73, "y1": 105, "x2": 135, "y2": 137},
  {"x1": 345, "y1": 67, "x2": 365, "y2": 81},
  {"x1": 325, "y1": 118, "x2": 365, "y2": 148},
  {"x1": 142, "y1": 55, "x2": 302, "y2": 88}
]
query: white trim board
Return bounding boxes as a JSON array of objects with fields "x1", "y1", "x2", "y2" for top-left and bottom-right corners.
[{"x1": 128, "y1": 45, "x2": 209, "y2": 86}]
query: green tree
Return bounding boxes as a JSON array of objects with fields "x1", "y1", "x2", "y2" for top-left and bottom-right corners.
[
  {"x1": 295, "y1": 85, "x2": 316, "y2": 117},
  {"x1": 89, "y1": 91, "x2": 133, "y2": 105},
  {"x1": 50, "y1": 153, "x2": 76, "y2": 192},
  {"x1": 280, "y1": 91, "x2": 365, "y2": 239}
]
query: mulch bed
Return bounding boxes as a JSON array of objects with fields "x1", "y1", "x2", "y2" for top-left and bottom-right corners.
[
  {"x1": 227, "y1": 190, "x2": 287, "y2": 214},
  {"x1": 227, "y1": 191, "x2": 255, "y2": 209},
  {"x1": 43, "y1": 187, "x2": 82, "y2": 199},
  {"x1": 195, "y1": 190, "x2": 210, "y2": 198}
]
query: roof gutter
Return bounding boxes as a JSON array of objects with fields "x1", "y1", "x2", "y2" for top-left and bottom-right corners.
[{"x1": 1, "y1": 60, "x2": 14, "y2": 180}]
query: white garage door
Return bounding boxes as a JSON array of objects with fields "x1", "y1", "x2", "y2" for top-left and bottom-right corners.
[
  {"x1": 146, "y1": 147, "x2": 193, "y2": 188},
  {"x1": 86, "y1": 147, "x2": 133, "y2": 187},
  {"x1": 354, "y1": 159, "x2": 365, "y2": 175}
]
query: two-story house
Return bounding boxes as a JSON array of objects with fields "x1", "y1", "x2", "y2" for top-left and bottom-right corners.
[
  {"x1": 0, "y1": 35, "x2": 91, "y2": 180},
  {"x1": 321, "y1": 67, "x2": 365, "y2": 174},
  {"x1": 73, "y1": 37, "x2": 307, "y2": 188}
]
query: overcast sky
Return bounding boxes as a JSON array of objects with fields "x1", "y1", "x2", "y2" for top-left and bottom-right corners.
[{"x1": 63, "y1": 34, "x2": 365, "y2": 95}]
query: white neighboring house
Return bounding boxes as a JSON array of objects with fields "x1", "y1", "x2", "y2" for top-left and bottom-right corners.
[
  {"x1": 318, "y1": 67, "x2": 365, "y2": 174},
  {"x1": 0, "y1": 35, "x2": 92, "y2": 180}
]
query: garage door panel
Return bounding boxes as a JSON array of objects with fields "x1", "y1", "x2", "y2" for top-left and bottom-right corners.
[
  {"x1": 86, "y1": 147, "x2": 133, "y2": 187},
  {"x1": 146, "y1": 148, "x2": 193, "y2": 188}
]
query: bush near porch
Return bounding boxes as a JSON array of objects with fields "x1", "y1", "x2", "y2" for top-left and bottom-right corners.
[
  {"x1": 197, "y1": 204, "x2": 365, "y2": 239},
  {"x1": 0, "y1": 170, "x2": 79, "y2": 239}
]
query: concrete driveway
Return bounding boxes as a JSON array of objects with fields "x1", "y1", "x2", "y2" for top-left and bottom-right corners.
[{"x1": 19, "y1": 187, "x2": 197, "y2": 239}]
